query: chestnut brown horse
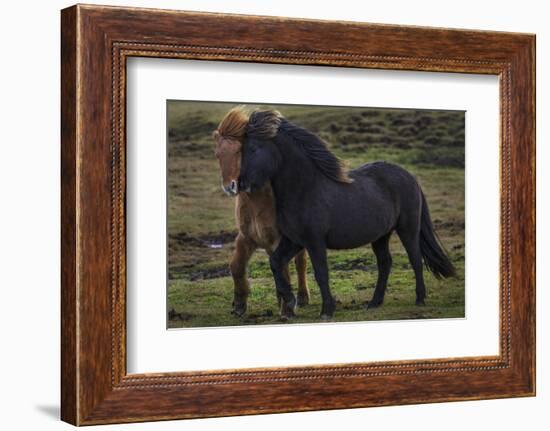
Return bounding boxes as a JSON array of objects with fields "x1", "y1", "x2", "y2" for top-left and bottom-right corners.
[{"x1": 213, "y1": 107, "x2": 310, "y2": 318}]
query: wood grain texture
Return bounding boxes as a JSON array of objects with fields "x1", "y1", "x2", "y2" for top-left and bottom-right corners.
[
  {"x1": 60, "y1": 5, "x2": 78, "y2": 425},
  {"x1": 60, "y1": 4, "x2": 535, "y2": 425}
]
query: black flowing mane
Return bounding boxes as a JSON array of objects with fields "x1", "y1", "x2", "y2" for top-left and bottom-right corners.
[{"x1": 247, "y1": 110, "x2": 353, "y2": 184}]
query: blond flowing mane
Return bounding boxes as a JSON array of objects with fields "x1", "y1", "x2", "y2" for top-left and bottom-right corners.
[{"x1": 214, "y1": 106, "x2": 250, "y2": 140}]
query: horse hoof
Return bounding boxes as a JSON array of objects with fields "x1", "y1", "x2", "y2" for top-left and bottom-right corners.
[
  {"x1": 280, "y1": 299, "x2": 296, "y2": 321},
  {"x1": 280, "y1": 294, "x2": 297, "y2": 315},
  {"x1": 280, "y1": 306, "x2": 296, "y2": 320},
  {"x1": 416, "y1": 299, "x2": 426, "y2": 306},
  {"x1": 231, "y1": 302, "x2": 247, "y2": 317},
  {"x1": 279, "y1": 304, "x2": 295, "y2": 321},
  {"x1": 319, "y1": 298, "x2": 336, "y2": 320},
  {"x1": 231, "y1": 309, "x2": 246, "y2": 318},
  {"x1": 365, "y1": 299, "x2": 383, "y2": 310},
  {"x1": 297, "y1": 295, "x2": 310, "y2": 307}
]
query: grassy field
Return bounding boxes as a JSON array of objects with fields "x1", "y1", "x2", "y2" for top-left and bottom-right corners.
[{"x1": 167, "y1": 101, "x2": 465, "y2": 328}]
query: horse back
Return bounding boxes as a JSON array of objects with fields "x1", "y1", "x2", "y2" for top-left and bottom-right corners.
[
  {"x1": 351, "y1": 161, "x2": 421, "y2": 197},
  {"x1": 351, "y1": 161, "x2": 423, "y2": 221}
]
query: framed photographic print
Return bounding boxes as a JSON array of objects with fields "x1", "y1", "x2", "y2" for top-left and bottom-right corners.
[{"x1": 61, "y1": 4, "x2": 535, "y2": 425}]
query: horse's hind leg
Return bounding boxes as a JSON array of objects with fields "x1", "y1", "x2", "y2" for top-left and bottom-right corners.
[
  {"x1": 368, "y1": 233, "x2": 393, "y2": 308},
  {"x1": 294, "y1": 250, "x2": 310, "y2": 306},
  {"x1": 396, "y1": 228, "x2": 426, "y2": 306},
  {"x1": 230, "y1": 233, "x2": 257, "y2": 317},
  {"x1": 278, "y1": 261, "x2": 291, "y2": 310}
]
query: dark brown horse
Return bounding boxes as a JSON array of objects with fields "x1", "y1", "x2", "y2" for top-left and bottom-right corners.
[
  {"x1": 239, "y1": 109, "x2": 456, "y2": 320},
  {"x1": 213, "y1": 107, "x2": 310, "y2": 318}
]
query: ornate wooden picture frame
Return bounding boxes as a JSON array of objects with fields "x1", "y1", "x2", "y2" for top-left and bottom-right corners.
[{"x1": 61, "y1": 4, "x2": 535, "y2": 425}]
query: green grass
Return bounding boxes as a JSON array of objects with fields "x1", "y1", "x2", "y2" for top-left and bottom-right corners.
[{"x1": 167, "y1": 101, "x2": 465, "y2": 328}]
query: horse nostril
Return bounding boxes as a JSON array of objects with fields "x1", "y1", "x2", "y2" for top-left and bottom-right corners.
[{"x1": 230, "y1": 180, "x2": 237, "y2": 193}]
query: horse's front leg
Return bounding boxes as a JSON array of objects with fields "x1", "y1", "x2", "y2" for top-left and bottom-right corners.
[
  {"x1": 230, "y1": 233, "x2": 256, "y2": 317},
  {"x1": 265, "y1": 248, "x2": 290, "y2": 311},
  {"x1": 269, "y1": 235, "x2": 302, "y2": 319},
  {"x1": 306, "y1": 242, "x2": 335, "y2": 320}
]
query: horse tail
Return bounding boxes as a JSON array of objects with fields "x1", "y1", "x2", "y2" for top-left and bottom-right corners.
[{"x1": 419, "y1": 191, "x2": 456, "y2": 279}]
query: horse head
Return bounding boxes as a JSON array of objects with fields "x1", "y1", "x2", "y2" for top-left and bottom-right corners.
[
  {"x1": 238, "y1": 110, "x2": 283, "y2": 193},
  {"x1": 214, "y1": 132, "x2": 242, "y2": 196},
  {"x1": 213, "y1": 106, "x2": 249, "y2": 196}
]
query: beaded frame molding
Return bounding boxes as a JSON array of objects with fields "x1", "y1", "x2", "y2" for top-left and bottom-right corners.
[{"x1": 61, "y1": 4, "x2": 535, "y2": 425}]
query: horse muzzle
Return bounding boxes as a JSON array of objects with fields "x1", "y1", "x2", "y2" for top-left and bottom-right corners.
[{"x1": 222, "y1": 179, "x2": 239, "y2": 196}]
